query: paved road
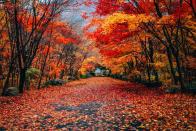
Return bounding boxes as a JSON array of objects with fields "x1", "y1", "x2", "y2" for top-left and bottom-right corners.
[{"x1": 0, "y1": 77, "x2": 195, "y2": 130}]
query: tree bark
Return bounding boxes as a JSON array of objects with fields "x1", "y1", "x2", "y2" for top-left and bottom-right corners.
[
  {"x1": 148, "y1": 39, "x2": 159, "y2": 82},
  {"x1": 166, "y1": 47, "x2": 178, "y2": 85},
  {"x1": 2, "y1": 55, "x2": 15, "y2": 95},
  {"x1": 174, "y1": 51, "x2": 186, "y2": 91},
  {"x1": 2, "y1": 68, "x2": 11, "y2": 95},
  {"x1": 18, "y1": 69, "x2": 26, "y2": 93},
  {"x1": 38, "y1": 45, "x2": 50, "y2": 89}
]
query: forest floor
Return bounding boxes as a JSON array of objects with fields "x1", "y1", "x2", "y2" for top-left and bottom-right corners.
[{"x1": 0, "y1": 77, "x2": 195, "y2": 130}]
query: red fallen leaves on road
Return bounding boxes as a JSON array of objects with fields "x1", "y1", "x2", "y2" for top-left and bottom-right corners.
[{"x1": 0, "y1": 77, "x2": 195, "y2": 130}]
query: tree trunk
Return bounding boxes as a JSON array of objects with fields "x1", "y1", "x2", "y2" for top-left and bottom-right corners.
[
  {"x1": 2, "y1": 71, "x2": 11, "y2": 96},
  {"x1": 154, "y1": 70, "x2": 159, "y2": 82},
  {"x1": 38, "y1": 45, "x2": 50, "y2": 89},
  {"x1": 19, "y1": 69, "x2": 26, "y2": 93},
  {"x1": 166, "y1": 47, "x2": 178, "y2": 85},
  {"x1": 38, "y1": 66, "x2": 45, "y2": 89},
  {"x1": 59, "y1": 70, "x2": 65, "y2": 79},
  {"x1": 175, "y1": 52, "x2": 186, "y2": 91},
  {"x1": 149, "y1": 39, "x2": 159, "y2": 82},
  {"x1": 146, "y1": 65, "x2": 151, "y2": 82},
  {"x1": 2, "y1": 59, "x2": 14, "y2": 96}
]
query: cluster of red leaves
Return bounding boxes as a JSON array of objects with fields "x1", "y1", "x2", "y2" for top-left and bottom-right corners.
[
  {"x1": 88, "y1": 23, "x2": 134, "y2": 46},
  {"x1": 0, "y1": 78, "x2": 195, "y2": 130},
  {"x1": 95, "y1": 0, "x2": 120, "y2": 15},
  {"x1": 95, "y1": 0, "x2": 194, "y2": 18}
]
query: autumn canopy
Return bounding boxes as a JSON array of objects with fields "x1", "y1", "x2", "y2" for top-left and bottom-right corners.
[{"x1": 0, "y1": 0, "x2": 195, "y2": 130}]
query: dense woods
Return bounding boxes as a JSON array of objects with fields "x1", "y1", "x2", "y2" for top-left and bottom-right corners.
[
  {"x1": 0, "y1": 0, "x2": 195, "y2": 130},
  {"x1": 0, "y1": 0, "x2": 91, "y2": 95},
  {"x1": 84, "y1": 0, "x2": 196, "y2": 92}
]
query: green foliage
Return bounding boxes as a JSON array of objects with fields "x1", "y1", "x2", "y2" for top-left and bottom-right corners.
[
  {"x1": 111, "y1": 74, "x2": 123, "y2": 79},
  {"x1": 26, "y1": 68, "x2": 40, "y2": 80},
  {"x1": 25, "y1": 68, "x2": 40, "y2": 89},
  {"x1": 4, "y1": 87, "x2": 19, "y2": 96},
  {"x1": 44, "y1": 79, "x2": 65, "y2": 86},
  {"x1": 165, "y1": 85, "x2": 181, "y2": 94},
  {"x1": 185, "y1": 81, "x2": 196, "y2": 94},
  {"x1": 80, "y1": 74, "x2": 87, "y2": 79}
]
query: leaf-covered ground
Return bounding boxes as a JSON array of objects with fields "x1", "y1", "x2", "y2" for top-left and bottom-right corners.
[{"x1": 0, "y1": 77, "x2": 195, "y2": 130}]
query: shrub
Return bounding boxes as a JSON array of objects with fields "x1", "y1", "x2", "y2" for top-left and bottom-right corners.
[
  {"x1": 80, "y1": 74, "x2": 87, "y2": 79},
  {"x1": 165, "y1": 85, "x2": 181, "y2": 93},
  {"x1": 185, "y1": 81, "x2": 196, "y2": 94},
  {"x1": 25, "y1": 68, "x2": 40, "y2": 89},
  {"x1": 5, "y1": 87, "x2": 19, "y2": 96},
  {"x1": 26, "y1": 68, "x2": 40, "y2": 79},
  {"x1": 144, "y1": 81, "x2": 162, "y2": 88},
  {"x1": 44, "y1": 79, "x2": 65, "y2": 86}
]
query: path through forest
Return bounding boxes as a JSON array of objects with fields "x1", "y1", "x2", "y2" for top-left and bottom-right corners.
[{"x1": 0, "y1": 77, "x2": 195, "y2": 130}]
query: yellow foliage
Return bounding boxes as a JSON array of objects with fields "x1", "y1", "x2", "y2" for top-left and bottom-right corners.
[
  {"x1": 154, "y1": 62, "x2": 166, "y2": 70},
  {"x1": 131, "y1": 70, "x2": 141, "y2": 76},
  {"x1": 157, "y1": 15, "x2": 175, "y2": 25},
  {"x1": 117, "y1": 54, "x2": 134, "y2": 63},
  {"x1": 101, "y1": 12, "x2": 156, "y2": 34},
  {"x1": 79, "y1": 56, "x2": 98, "y2": 75},
  {"x1": 117, "y1": 0, "x2": 124, "y2": 4},
  {"x1": 138, "y1": 32, "x2": 152, "y2": 41},
  {"x1": 185, "y1": 17, "x2": 196, "y2": 41},
  {"x1": 83, "y1": 56, "x2": 97, "y2": 64}
]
